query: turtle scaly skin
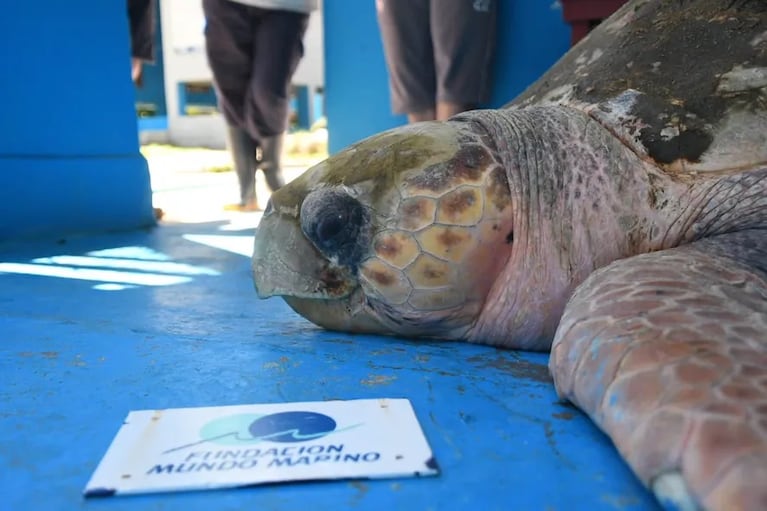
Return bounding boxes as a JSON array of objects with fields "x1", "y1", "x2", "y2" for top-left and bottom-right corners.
[
  {"x1": 252, "y1": 1, "x2": 767, "y2": 509},
  {"x1": 551, "y1": 231, "x2": 767, "y2": 510}
]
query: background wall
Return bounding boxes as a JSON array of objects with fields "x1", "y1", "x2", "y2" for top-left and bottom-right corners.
[
  {"x1": 323, "y1": 0, "x2": 572, "y2": 153},
  {"x1": 0, "y1": 0, "x2": 154, "y2": 241},
  {"x1": 0, "y1": 0, "x2": 572, "y2": 241}
]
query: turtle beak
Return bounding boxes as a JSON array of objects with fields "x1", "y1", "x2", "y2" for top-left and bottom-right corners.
[
  {"x1": 253, "y1": 202, "x2": 360, "y2": 299},
  {"x1": 283, "y1": 294, "x2": 387, "y2": 334},
  {"x1": 252, "y1": 201, "x2": 388, "y2": 334},
  {"x1": 252, "y1": 207, "x2": 320, "y2": 299}
]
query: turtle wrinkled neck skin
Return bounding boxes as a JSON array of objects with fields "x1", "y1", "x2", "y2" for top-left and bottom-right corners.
[{"x1": 252, "y1": 1, "x2": 767, "y2": 509}]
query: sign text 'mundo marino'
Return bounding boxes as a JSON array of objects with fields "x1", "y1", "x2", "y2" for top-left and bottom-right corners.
[{"x1": 84, "y1": 398, "x2": 438, "y2": 497}]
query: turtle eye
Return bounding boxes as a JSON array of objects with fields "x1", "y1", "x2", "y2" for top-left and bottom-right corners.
[
  {"x1": 300, "y1": 188, "x2": 369, "y2": 268},
  {"x1": 316, "y1": 209, "x2": 346, "y2": 241}
]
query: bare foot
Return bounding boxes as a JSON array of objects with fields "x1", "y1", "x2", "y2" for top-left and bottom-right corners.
[{"x1": 224, "y1": 202, "x2": 262, "y2": 212}]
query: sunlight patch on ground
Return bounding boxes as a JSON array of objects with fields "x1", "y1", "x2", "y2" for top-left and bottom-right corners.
[
  {"x1": 0, "y1": 246, "x2": 221, "y2": 290},
  {"x1": 0, "y1": 262, "x2": 194, "y2": 287},
  {"x1": 218, "y1": 214, "x2": 263, "y2": 231},
  {"x1": 87, "y1": 246, "x2": 172, "y2": 261},
  {"x1": 182, "y1": 234, "x2": 254, "y2": 257},
  {"x1": 31, "y1": 255, "x2": 220, "y2": 276}
]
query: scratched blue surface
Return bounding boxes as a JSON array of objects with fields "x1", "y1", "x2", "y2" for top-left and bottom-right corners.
[{"x1": 0, "y1": 222, "x2": 659, "y2": 511}]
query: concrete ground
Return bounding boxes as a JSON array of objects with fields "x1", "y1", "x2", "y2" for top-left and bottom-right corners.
[
  {"x1": 145, "y1": 132, "x2": 327, "y2": 225},
  {"x1": 0, "y1": 141, "x2": 659, "y2": 511}
]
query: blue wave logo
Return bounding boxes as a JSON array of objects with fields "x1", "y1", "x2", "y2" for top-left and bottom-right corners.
[
  {"x1": 245, "y1": 411, "x2": 337, "y2": 443},
  {"x1": 165, "y1": 411, "x2": 359, "y2": 454}
]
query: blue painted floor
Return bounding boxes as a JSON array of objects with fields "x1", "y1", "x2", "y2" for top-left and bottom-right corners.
[{"x1": 0, "y1": 220, "x2": 659, "y2": 510}]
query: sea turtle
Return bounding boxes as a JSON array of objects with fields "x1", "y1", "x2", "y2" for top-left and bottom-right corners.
[{"x1": 251, "y1": 0, "x2": 767, "y2": 509}]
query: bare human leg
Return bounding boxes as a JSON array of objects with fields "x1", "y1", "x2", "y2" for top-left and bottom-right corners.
[
  {"x1": 407, "y1": 108, "x2": 436, "y2": 123},
  {"x1": 436, "y1": 101, "x2": 474, "y2": 121}
]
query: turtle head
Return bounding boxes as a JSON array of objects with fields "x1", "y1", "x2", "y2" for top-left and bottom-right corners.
[{"x1": 252, "y1": 119, "x2": 514, "y2": 339}]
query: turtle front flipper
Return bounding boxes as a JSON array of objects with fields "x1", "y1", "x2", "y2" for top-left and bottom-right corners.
[{"x1": 550, "y1": 229, "x2": 767, "y2": 511}]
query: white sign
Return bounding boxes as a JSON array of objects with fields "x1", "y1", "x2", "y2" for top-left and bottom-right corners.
[{"x1": 84, "y1": 398, "x2": 438, "y2": 497}]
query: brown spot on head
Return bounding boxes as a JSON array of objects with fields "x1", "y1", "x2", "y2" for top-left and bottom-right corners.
[
  {"x1": 438, "y1": 229, "x2": 465, "y2": 248},
  {"x1": 398, "y1": 196, "x2": 437, "y2": 231},
  {"x1": 368, "y1": 270, "x2": 395, "y2": 286},
  {"x1": 372, "y1": 231, "x2": 420, "y2": 268},
  {"x1": 374, "y1": 235, "x2": 402, "y2": 259},
  {"x1": 485, "y1": 166, "x2": 511, "y2": 212},
  {"x1": 404, "y1": 160, "x2": 462, "y2": 194},
  {"x1": 402, "y1": 200, "x2": 422, "y2": 217},
  {"x1": 318, "y1": 266, "x2": 351, "y2": 296},
  {"x1": 417, "y1": 225, "x2": 474, "y2": 262},
  {"x1": 442, "y1": 189, "x2": 476, "y2": 216},
  {"x1": 406, "y1": 254, "x2": 455, "y2": 287},
  {"x1": 436, "y1": 187, "x2": 484, "y2": 226},
  {"x1": 404, "y1": 144, "x2": 493, "y2": 194},
  {"x1": 456, "y1": 144, "x2": 492, "y2": 170},
  {"x1": 421, "y1": 264, "x2": 445, "y2": 280},
  {"x1": 359, "y1": 258, "x2": 412, "y2": 305}
]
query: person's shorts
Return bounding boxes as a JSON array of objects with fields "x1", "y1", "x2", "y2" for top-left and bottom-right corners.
[
  {"x1": 376, "y1": 0, "x2": 497, "y2": 115},
  {"x1": 203, "y1": 0, "x2": 308, "y2": 139}
]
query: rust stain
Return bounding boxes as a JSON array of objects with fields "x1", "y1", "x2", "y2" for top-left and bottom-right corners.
[
  {"x1": 360, "y1": 374, "x2": 397, "y2": 386},
  {"x1": 553, "y1": 411, "x2": 575, "y2": 421},
  {"x1": 349, "y1": 480, "x2": 369, "y2": 496},
  {"x1": 467, "y1": 354, "x2": 552, "y2": 383},
  {"x1": 262, "y1": 358, "x2": 291, "y2": 372},
  {"x1": 18, "y1": 351, "x2": 60, "y2": 359},
  {"x1": 600, "y1": 494, "x2": 641, "y2": 508},
  {"x1": 325, "y1": 337, "x2": 355, "y2": 345}
]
